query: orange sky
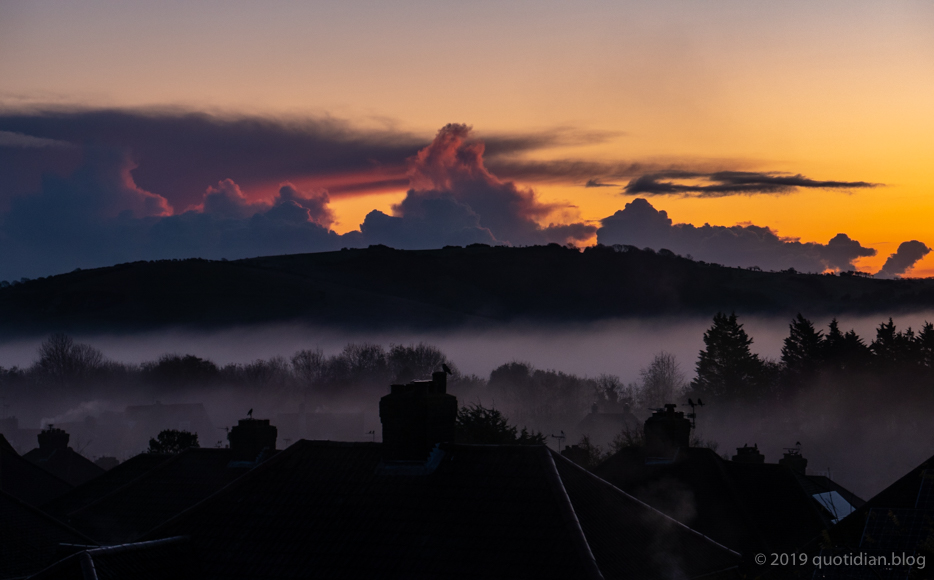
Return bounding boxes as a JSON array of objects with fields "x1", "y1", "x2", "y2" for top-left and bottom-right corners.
[{"x1": 2, "y1": 0, "x2": 932, "y2": 274}]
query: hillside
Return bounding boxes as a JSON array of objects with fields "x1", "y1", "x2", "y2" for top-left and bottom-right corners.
[{"x1": 1, "y1": 244, "x2": 933, "y2": 336}]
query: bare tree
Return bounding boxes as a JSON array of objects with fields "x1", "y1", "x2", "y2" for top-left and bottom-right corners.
[
  {"x1": 639, "y1": 351, "x2": 686, "y2": 409},
  {"x1": 35, "y1": 333, "x2": 104, "y2": 385},
  {"x1": 291, "y1": 348, "x2": 326, "y2": 387}
]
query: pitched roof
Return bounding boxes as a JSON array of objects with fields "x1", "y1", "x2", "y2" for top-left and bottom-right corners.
[
  {"x1": 59, "y1": 448, "x2": 255, "y2": 544},
  {"x1": 42, "y1": 453, "x2": 171, "y2": 519},
  {"x1": 823, "y1": 451, "x2": 934, "y2": 549},
  {"x1": 779, "y1": 453, "x2": 934, "y2": 579},
  {"x1": 26, "y1": 536, "x2": 193, "y2": 580},
  {"x1": 145, "y1": 441, "x2": 740, "y2": 580},
  {"x1": 0, "y1": 435, "x2": 73, "y2": 506},
  {"x1": 0, "y1": 489, "x2": 97, "y2": 579},
  {"x1": 593, "y1": 446, "x2": 831, "y2": 555},
  {"x1": 794, "y1": 473, "x2": 866, "y2": 510},
  {"x1": 0, "y1": 432, "x2": 16, "y2": 455},
  {"x1": 23, "y1": 447, "x2": 105, "y2": 487}
]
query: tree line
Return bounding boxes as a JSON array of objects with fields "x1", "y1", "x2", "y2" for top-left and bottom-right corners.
[{"x1": 690, "y1": 312, "x2": 934, "y2": 403}]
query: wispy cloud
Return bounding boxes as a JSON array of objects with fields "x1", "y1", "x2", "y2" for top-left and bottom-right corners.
[{"x1": 624, "y1": 171, "x2": 879, "y2": 197}]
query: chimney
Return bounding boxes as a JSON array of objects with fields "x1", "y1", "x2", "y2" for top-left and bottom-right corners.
[
  {"x1": 380, "y1": 371, "x2": 457, "y2": 461},
  {"x1": 644, "y1": 404, "x2": 691, "y2": 458},
  {"x1": 227, "y1": 418, "x2": 278, "y2": 462},
  {"x1": 779, "y1": 448, "x2": 808, "y2": 474},
  {"x1": 732, "y1": 444, "x2": 765, "y2": 464},
  {"x1": 38, "y1": 425, "x2": 70, "y2": 454}
]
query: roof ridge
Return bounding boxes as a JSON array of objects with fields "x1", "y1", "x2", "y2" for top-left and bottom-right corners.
[
  {"x1": 551, "y1": 449, "x2": 742, "y2": 558},
  {"x1": 0, "y1": 487, "x2": 99, "y2": 545},
  {"x1": 41, "y1": 453, "x2": 171, "y2": 513},
  {"x1": 540, "y1": 446, "x2": 605, "y2": 580},
  {"x1": 2, "y1": 442, "x2": 75, "y2": 489},
  {"x1": 138, "y1": 438, "x2": 308, "y2": 541},
  {"x1": 63, "y1": 449, "x2": 196, "y2": 517}
]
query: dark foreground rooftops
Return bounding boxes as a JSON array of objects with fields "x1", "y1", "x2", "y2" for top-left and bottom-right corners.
[
  {"x1": 27, "y1": 537, "x2": 193, "y2": 580},
  {"x1": 57, "y1": 448, "x2": 268, "y2": 544},
  {"x1": 22, "y1": 427, "x2": 105, "y2": 487},
  {"x1": 42, "y1": 452, "x2": 172, "y2": 519},
  {"x1": 593, "y1": 446, "x2": 843, "y2": 556},
  {"x1": 144, "y1": 440, "x2": 741, "y2": 580},
  {"x1": 0, "y1": 433, "x2": 73, "y2": 507},
  {"x1": 0, "y1": 489, "x2": 96, "y2": 579}
]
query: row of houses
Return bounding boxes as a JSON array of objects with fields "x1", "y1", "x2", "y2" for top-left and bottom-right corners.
[
  {"x1": 1, "y1": 402, "x2": 365, "y2": 462},
  {"x1": 2, "y1": 371, "x2": 932, "y2": 578}
]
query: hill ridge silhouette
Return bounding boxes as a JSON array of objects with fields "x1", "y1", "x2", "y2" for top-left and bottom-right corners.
[{"x1": 1, "y1": 244, "x2": 932, "y2": 336}]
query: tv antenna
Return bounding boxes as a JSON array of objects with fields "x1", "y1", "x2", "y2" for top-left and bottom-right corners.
[
  {"x1": 686, "y1": 398, "x2": 704, "y2": 429},
  {"x1": 784, "y1": 441, "x2": 803, "y2": 456},
  {"x1": 551, "y1": 430, "x2": 566, "y2": 452}
]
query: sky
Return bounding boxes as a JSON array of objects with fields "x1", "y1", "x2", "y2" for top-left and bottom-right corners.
[{"x1": 1, "y1": 0, "x2": 933, "y2": 280}]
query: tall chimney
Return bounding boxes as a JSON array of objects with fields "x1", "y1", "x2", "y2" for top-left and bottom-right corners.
[
  {"x1": 644, "y1": 404, "x2": 691, "y2": 458},
  {"x1": 38, "y1": 426, "x2": 70, "y2": 454},
  {"x1": 380, "y1": 371, "x2": 457, "y2": 461},
  {"x1": 227, "y1": 418, "x2": 278, "y2": 462}
]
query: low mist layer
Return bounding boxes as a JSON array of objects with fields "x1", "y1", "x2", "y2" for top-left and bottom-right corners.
[{"x1": 2, "y1": 312, "x2": 934, "y2": 499}]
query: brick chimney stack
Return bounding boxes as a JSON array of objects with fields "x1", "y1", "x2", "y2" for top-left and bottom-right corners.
[
  {"x1": 644, "y1": 404, "x2": 691, "y2": 458},
  {"x1": 380, "y1": 371, "x2": 457, "y2": 461},
  {"x1": 37, "y1": 426, "x2": 70, "y2": 454},
  {"x1": 227, "y1": 418, "x2": 278, "y2": 462}
]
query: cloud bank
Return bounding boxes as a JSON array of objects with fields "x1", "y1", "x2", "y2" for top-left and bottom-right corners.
[
  {"x1": 596, "y1": 198, "x2": 878, "y2": 272},
  {"x1": 0, "y1": 109, "x2": 917, "y2": 281},
  {"x1": 0, "y1": 123, "x2": 594, "y2": 280}
]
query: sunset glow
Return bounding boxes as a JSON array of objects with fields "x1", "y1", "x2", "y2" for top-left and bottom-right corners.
[{"x1": 1, "y1": 0, "x2": 931, "y2": 279}]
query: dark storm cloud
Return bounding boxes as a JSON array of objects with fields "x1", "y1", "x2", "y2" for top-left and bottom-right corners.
[
  {"x1": 624, "y1": 171, "x2": 879, "y2": 197},
  {"x1": 596, "y1": 198, "x2": 877, "y2": 272},
  {"x1": 0, "y1": 109, "x2": 621, "y2": 210},
  {"x1": 0, "y1": 123, "x2": 598, "y2": 280},
  {"x1": 0, "y1": 108, "x2": 425, "y2": 209},
  {"x1": 876, "y1": 241, "x2": 931, "y2": 279}
]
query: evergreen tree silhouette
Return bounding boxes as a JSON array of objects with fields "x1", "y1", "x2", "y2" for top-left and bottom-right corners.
[
  {"x1": 692, "y1": 312, "x2": 765, "y2": 400},
  {"x1": 781, "y1": 313, "x2": 824, "y2": 392}
]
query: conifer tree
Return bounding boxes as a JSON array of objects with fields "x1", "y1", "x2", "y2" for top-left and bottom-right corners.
[
  {"x1": 780, "y1": 314, "x2": 823, "y2": 393},
  {"x1": 692, "y1": 312, "x2": 765, "y2": 400}
]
